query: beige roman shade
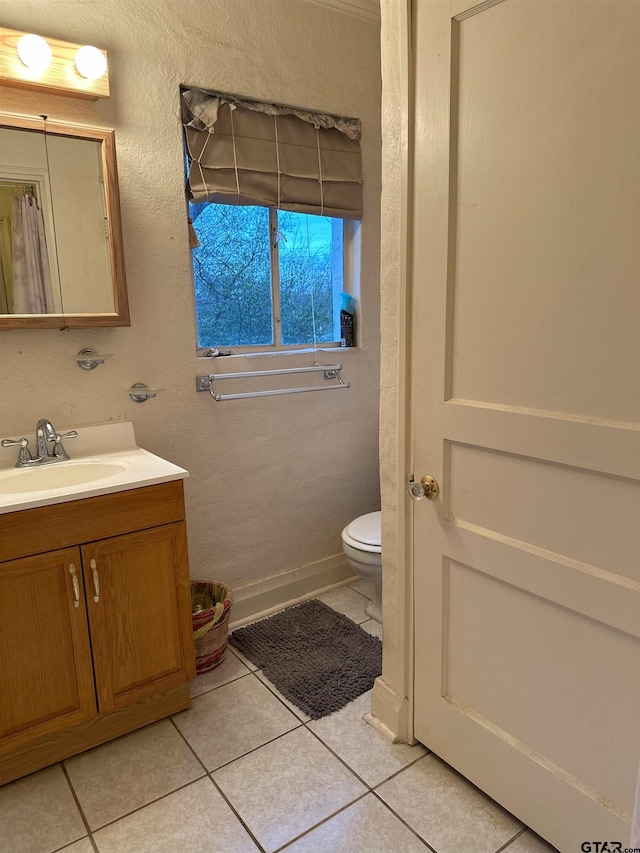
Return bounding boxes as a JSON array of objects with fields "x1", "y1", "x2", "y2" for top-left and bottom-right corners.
[{"x1": 182, "y1": 88, "x2": 363, "y2": 219}]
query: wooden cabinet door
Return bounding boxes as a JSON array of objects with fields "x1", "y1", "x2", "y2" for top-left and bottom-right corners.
[
  {"x1": 0, "y1": 548, "x2": 97, "y2": 753},
  {"x1": 82, "y1": 523, "x2": 195, "y2": 714}
]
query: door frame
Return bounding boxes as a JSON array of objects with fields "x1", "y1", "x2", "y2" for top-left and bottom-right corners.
[
  {"x1": 370, "y1": 0, "x2": 415, "y2": 742},
  {"x1": 374, "y1": 9, "x2": 640, "y2": 845}
]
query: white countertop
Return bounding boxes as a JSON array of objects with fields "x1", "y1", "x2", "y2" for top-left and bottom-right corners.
[{"x1": 0, "y1": 421, "x2": 188, "y2": 515}]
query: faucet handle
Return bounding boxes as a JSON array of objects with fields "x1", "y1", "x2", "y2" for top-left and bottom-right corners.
[
  {"x1": 52, "y1": 430, "x2": 78, "y2": 459},
  {"x1": 1, "y1": 437, "x2": 34, "y2": 466}
]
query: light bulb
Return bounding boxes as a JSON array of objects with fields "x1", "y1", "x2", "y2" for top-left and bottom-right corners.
[
  {"x1": 17, "y1": 34, "x2": 52, "y2": 74},
  {"x1": 74, "y1": 45, "x2": 107, "y2": 80}
]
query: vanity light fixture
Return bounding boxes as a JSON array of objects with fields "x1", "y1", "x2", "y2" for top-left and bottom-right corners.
[
  {"x1": 74, "y1": 45, "x2": 107, "y2": 81},
  {"x1": 0, "y1": 27, "x2": 109, "y2": 100},
  {"x1": 16, "y1": 34, "x2": 52, "y2": 74}
]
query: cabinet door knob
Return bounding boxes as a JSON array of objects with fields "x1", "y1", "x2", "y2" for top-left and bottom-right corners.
[
  {"x1": 90, "y1": 559, "x2": 100, "y2": 603},
  {"x1": 68, "y1": 563, "x2": 80, "y2": 608}
]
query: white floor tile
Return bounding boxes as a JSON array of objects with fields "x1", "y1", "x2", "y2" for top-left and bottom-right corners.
[
  {"x1": 348, "y1": 578, "x2": 377, "y2": 600},
  {"x1": 308, "y1": 691, "x2": 426, "y2": 786},
  {"x1": 227, "y1": 644, "x2": 259, "y2": 671},
  {"x1": 316, "y1": 586, "x2": 370, "y2": 623},
  {"x1": 503, "y1": 829, "x2": 560, "y2": 853},
  {"x1": 64, "y1": 719, "x2": 204, "y2": 830},
  {"x1": 213, "y1": 726, "x2": 367, "y2": 853},
  {"x1": 173, "y1": 674, "x2": 300, "y2": 770},
  {"x1": 189, "y1": 650, "x2": 251, "y2": 698},
  {"x1": 0, "y1": 764, "x2": 86, "y2": 853},
  {"x1": 92, "y1": 777, "x2": 259, "y2": 853},
  {"x1": 57, "y1": 840, "x2": 94, "y2": 853},
  {"x1": 377, "y1": 754, "x2": 522, "y2": 853},
  {"x1": 284, "y1": 793, "x2": 430, "y2": 852}
]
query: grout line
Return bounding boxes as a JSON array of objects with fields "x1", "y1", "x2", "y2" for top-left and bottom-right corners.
[
  {"x1": 188, "y1": 668, "x2": 253, "y2": 700},
  {"x1": 207, "y1": 774, "x2": 267, "y2": 853},
  {"x1": 88, "y1": 775, "x2": 208, "y2": 834},
  {"x1": 347, "y1": 584, "x2": 374, "y2": 602},
  {"x1": 168, "y1": 716, "x2": 210, "y2": 774},
  {"x1": 180, "y1": 667, "x2": 371, "y2": 853},
  {"x1": 189, "y1": 600, "x2": 430, "y2": 853},
  {"x1": 50, "y1": 838, "x2": 98, "y2": 853},
  {"x1": 369, "y1": 788, "x2": 439, "y2": 853},
  {"x1": 170, "y1": 708, "x2": 302, "y2": 790},
  {"x1": 207, "y1": 720, "x2": 306, "y2": 774},
  {"x1": 228, "y1": 644, "x2": 260, "y2": 671},
  {"x1": 370, "y1": 750, "x2": 431, "y2": 790},
  {"x1": 59, "y1": 763, "x2": 98, "y2": 853},
  {"x1": 171, "y1": 680, "x2": 305, "y2": 774},
  {"x1": 272, "y1": 791, "x2": 371, "y2": 852},
  {"x1": 167, "y1": 712, "x2": 269, "y2": 850},
  {"x1": 304, "y1": 720, "x2": 430, "y2": 791},
  {"x1": 495, "y1": 825, "x2": 529, "y2": 852},
  {"x1": 302, "y1": 722, "x2": 374, "y2": 789},
  {"x1": 170, "y1": 679, "x2": 268, "y2": 853}
]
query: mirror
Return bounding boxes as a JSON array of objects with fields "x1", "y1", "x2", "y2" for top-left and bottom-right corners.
[{"x1": 0, "y1": 115, "x2": 129, "y2": 329}]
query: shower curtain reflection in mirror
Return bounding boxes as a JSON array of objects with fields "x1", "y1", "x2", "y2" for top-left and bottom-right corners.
[
  {"x1": 0, "y1": 184, "x2": 56, "y2": 314},
  {"x1": 11, "y1": 191, "x2": 54, "y2": 314}
]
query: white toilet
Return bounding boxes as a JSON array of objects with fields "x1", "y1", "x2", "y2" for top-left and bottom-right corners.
[{"x1": 341, "y1": 510, "x2": 382, "y2": 623}]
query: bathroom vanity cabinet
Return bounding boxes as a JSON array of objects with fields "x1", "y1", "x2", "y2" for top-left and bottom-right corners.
[{"x1": 0, "y1": 480, "x2": 195, "y2": 786}]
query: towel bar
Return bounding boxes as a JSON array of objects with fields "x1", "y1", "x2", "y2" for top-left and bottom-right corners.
[
  {"x1": 209, "y1": 364, "x2": 343, "y2": 381},
  {"x1": 196, "y1": 363, "x2": 350, "y2": 401},
  {"x1": 211, "y1": 383, "x2": 350, "y2": 401}
]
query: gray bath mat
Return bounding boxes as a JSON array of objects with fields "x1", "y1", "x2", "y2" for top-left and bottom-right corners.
[{"x1": 229, "y1": 599, "x2": 382, "y2": 720}]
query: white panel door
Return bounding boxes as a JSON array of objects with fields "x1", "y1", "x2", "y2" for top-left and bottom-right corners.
[{"x1": 411, "y1": 1, "x2": 640, "y2": 850}]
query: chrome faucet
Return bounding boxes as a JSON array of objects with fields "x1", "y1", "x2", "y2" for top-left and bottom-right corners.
[
  {"x1": 35, "y1": 418, "x2": 58, "y2": 460},
  {"x1": 1, "y1": 419, "x2": 78, "y2": 468},
  {"x1": 35, "y1": 419, "x2": 78, "y2": 463}
]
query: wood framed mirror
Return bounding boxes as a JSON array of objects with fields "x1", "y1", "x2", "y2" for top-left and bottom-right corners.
[{"x1": 0, "y1": 115, "x2": 129, "y2": 329}]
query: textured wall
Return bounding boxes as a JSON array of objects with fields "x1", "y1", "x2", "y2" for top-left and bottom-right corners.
[{"x1": 0, "y1": 0, "x2": 382, "y2": 591}]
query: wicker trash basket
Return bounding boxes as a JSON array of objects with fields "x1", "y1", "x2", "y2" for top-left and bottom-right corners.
[{"x1": 191, "y1": 581, "x2": 233, "y2": 674}]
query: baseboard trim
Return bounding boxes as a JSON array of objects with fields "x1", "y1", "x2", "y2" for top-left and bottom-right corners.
[
  {"x1": 229, "y1": 554, "x2": 357, "y2": 629},
  {"x1": 369, "y1": 675, "x2": 410, "y2": 743}
]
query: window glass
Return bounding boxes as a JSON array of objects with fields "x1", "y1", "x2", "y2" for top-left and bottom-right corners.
[
  {"x1": 278, "y1": 212, "x2": 343, "y2": 346},
  {"x1": 190, "y1": 203, "x2": 272, "y2": 348},
  {"x1": 189, "y1": 202, "x2": 346, "y2": 350}
]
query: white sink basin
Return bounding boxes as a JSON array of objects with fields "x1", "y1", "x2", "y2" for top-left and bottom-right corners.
[
  {"x1": 0, "y1": 459, "x2": 130, "y2": 494},
  {"x1": 0, "y1": 422, "x2": 188, "y2": 514}
]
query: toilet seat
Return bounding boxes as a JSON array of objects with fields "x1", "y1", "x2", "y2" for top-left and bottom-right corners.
[{"x1": 342, "y1": 511, "x2": 381, "y2": 553}]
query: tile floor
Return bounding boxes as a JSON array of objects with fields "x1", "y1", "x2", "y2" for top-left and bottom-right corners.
[{"x1": 0, "y1": 581, "x2": 560, "y2": 853}]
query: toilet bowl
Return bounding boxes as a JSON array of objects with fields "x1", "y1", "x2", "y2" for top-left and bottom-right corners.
[{"x1": 341, "y1": 510, "x2": 382, "y2": 623}]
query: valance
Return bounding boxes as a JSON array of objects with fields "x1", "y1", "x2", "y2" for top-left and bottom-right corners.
[{"x1": 182, "y1": 88, "x2": 363, "y2": 219}]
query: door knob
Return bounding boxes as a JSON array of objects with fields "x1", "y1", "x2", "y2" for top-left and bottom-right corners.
[{"x1": 408, "y1": 474, "x2": 439, "y2": 501}]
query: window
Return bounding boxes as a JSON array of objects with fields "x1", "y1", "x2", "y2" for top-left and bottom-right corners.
[
  {"x1": 190, "y1": 203, "x2": 349, "y2": 349},
  {"x1": 182, "y1": 88, "x2": 362, "y2": 353}
]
